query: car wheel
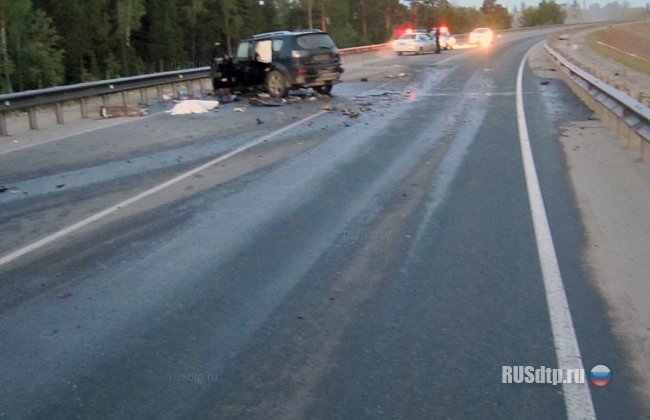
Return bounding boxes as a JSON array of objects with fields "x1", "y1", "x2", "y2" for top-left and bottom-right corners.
[
  {"x1": 417, "y1": 47, "x2": 423, "y2": 55},
  {"x1": 266, "y1": 70, "x2": 288, "y2": 98},
  {"x1": 397, "y1": 51, "x2": 403, "y2": 56},
  {"x1": 315, "y1": 84, "x2": 332, "y2": 95}
]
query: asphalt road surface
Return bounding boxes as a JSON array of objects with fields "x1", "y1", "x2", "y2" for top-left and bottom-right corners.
[{"x1": 0, "y1": 29, "x2": 644, "y2": 419}]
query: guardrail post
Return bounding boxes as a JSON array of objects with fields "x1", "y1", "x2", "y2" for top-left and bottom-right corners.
[
  {"x1": 0, "y1": 113, "x2": 7, "y2": 136},
  {"x1": 140, "y1": 88, "x2": 148, "y2": 105},
  {"x1": 28, "y1": 107, "x2": 38, "y2": 130},
  {"x1": 55, "y1": 103, "x2": 64, "y2": 124},
  {"x1": 102, "y1": 95, "x2": 109, "y2": 106},
  {"x1": 80, "y1": 98, "x2": 88, "y2": 118},
  {"x1": 157, "y1": 85, "x2": 163, "y2": 102},
  {"x1": 188, "y1": 81, "x2": 194, "y2": 97},
  {"x1": 199, "y1": 79, "x2": 205, "y2": 96},
  {"x1": 121, "y1": 91, "x2": 128, "y2": 106}
]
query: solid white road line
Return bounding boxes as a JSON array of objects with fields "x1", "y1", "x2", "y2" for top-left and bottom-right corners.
[
  {"x1": 516, "y1": 44, "x2": 596, "y2": 419},
  {"x1": 0, "y1": 110, "x2": 328, "y2": 269},
  {"x1": 0, "y1": 110, "x2": 167, "y2": 155}
]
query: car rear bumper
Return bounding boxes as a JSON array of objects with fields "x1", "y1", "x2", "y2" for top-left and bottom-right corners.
[{"x1": 291, "y1": 66, "x2": 343, "y2": 87}]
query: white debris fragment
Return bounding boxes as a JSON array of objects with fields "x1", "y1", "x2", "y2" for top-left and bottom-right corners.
[
  {"x1": 100, "y1": 105, "x2": 147, "y2": 118},
  {"x1": 167, "y1": 100, "x2": 220, "y2": 115},
  {"x1": 234, "y1": 107, "x2": 246, "y2": 112}
]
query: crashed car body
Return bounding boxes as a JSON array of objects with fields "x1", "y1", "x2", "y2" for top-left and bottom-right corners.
[{"x1": 211, "y1": 30, "x2": 344, "y2": 98}]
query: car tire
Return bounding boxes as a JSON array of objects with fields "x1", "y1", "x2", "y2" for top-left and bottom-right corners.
[
  {"x1": 417, "y1": 47, "x2": 422, "y2": 55},
  {"x1": 315, "y1": 84, "x2": 332, "y2": 95},
  {"x1": 266, "y1": 70, "x2": 288, "y2": 98},
  {"x1": 397, "y1": 51, "x2": 403, "y2": 56}
]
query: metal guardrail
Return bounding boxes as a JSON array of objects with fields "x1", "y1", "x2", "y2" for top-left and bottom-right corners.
[
  {"x1": 0, "y1": 68, "x2": 212, "y2": 136},
  {"x1": 544, "y1": 42, "x2": 650, "y2": 144}
]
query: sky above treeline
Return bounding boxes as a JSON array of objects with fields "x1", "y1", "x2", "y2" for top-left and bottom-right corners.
[{"x1": 402, "y1": 0, "x2": 648, "y2": 11}]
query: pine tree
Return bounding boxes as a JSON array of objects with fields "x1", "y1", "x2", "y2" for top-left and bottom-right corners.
[
  {"x1": 116, "y1": 0, "x2": 146, "y2": 75},
  {"x1": 144, "y1": 0, "x2": 185, "y2": 71},
  {"x1": 0, "y1": 0, "x2": 64, "y2": 92}
]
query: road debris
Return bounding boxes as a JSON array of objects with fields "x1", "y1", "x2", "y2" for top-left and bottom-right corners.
[
  {"x1": 248, "y1": 97, "x2": 285, "y2": 107},
  {"x1": 167, "y1": 100, "x2": 219, "y2": 115},
  {"x1": 177, "y1": 84, "x2": 190, "y2": 99},
  {"x1": 360, "y1": 78, "x2": 369, "y2": 82},
  {"x1": 342, "y1": 108, "x2": 360, "y2": 118},
  {"x1": 0, "y1": 186, "x2": 7, "y2": 193},
  {"x1": 55, "y1": 184, "x2": 66, "y2": 189},
  {"x1": 216, "y1": 92, "x2": 239, "y2": 103},
  {"x1": 55, "y1": 290, "x2": 72, "y2": 299},
  {"x1": 256, "y1": 118, "x2": 263, "y2": 124},
  {"x1": 234, "y1": 107, "x2": 246, "y2": 112},
  {"x1": 100, "y1": 105, "x2": 147, "y2": 118},
  {"x1": 322, "y1": 103, "x2": 334, "y2": 111}
]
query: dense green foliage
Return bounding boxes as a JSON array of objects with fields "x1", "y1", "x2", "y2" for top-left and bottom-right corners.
[
  {"x1": 0, "y1": 0, "x2": 589, "y2": 93},
  {"x1": 520, "y1": 0, "x2": 566, "y2": 27}
]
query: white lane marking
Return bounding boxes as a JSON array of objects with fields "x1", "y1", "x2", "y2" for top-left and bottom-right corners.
[
  {"x1": 0, "y1": 111, "x2": 166, "y2": 155},
  {"x1": 594, "y1": 40, "x2": 650, "y2": 65},
  {"x1": 0, "y1": 110, "x2": 328, "y2": 269},
  {"x1": 517, "y1": 44, "x2": 596, "y2": 419}
]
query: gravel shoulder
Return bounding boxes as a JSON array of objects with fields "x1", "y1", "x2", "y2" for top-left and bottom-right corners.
[{"x1": 538, "y1": 32, "x2": 650, "y2": 408}]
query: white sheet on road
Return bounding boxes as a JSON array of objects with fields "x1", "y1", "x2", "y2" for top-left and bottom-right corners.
[{"x1": 167, "y1": 100, "x2": 219, "y2": 115}]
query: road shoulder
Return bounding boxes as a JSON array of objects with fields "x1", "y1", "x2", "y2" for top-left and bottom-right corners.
[
  {"x1": 560, "y1": 118, "x2": 650, "y2": 408},
  {"x1": 531, "y1": 42, "x2": 650, "y2": 411}
]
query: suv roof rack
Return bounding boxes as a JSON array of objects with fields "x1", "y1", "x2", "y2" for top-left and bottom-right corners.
[
  {"x1": 293, "y1": 29, "x2": 324, "y2": 33},
  {"x1": 253, "y1": 31, "x2": 292, "y2": 38}
]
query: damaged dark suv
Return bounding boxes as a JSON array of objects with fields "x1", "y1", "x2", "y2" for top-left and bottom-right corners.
[{"x1": 211, "y1": 30, "x2": 344, "y2": 98}]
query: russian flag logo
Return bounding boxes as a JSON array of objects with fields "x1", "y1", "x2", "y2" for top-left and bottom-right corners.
[{"x1": 590, "y1": 365, "x2": 612, "y2": 387}]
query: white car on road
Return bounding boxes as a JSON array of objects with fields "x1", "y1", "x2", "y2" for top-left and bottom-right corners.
[
  {"x1": 469, "y1": 27, "x2": 494, "y2": 46},
  {"x1": 392, "y1": 33, "x2": 436, "y2": 55}
]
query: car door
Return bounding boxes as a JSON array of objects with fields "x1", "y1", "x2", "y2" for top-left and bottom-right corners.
[
  {"x1": 421, "y1": 34, "x2": 433, "y2": 52},
  {"x1": 233, "y1": 40, "x2": 254, "y2": 85}
]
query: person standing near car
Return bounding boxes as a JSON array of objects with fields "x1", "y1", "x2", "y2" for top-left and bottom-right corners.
[{"x1": 434, "y1": 27, "x2": 441, "y2": 54}]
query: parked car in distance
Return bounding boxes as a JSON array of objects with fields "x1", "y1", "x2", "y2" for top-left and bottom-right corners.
[
  {"x1": 211, "y1": 29, "x2": 344, "y2": 98},
  {"x1": 469, "y1": 27, "x2": 494, "y2": 46},
  {"x1": 392, "y1": 33, "x2": 436, "y2": 55}
]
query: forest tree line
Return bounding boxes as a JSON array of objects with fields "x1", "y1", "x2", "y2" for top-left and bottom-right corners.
[{"x1": 0, "y1": 0, "x2": 624, "y2": 93}]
